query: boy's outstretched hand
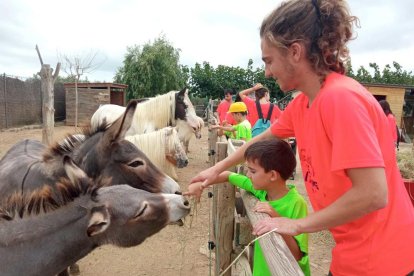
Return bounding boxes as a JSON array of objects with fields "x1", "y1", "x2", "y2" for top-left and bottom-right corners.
[{"x1": 253, "y1": 202, "x2": 280, "y2": 218}]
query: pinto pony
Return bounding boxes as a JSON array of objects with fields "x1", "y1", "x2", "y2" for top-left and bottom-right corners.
[{"x1": 90, "y1": 88, "x2": 200, "y2": 137}]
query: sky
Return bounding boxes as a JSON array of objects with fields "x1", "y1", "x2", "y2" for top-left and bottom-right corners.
[{"x1": 1, "y1": 0, "x2": 413, "y2": 82}]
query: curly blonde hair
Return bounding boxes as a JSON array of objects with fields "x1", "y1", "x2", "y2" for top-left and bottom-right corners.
[{"x1": 260, "y1": 0, "x2": 359, "y2": 79}]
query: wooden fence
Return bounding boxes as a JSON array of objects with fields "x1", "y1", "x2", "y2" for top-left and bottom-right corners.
[
  {"x1": 207, "y1": 128, "x2": 304, "y2": 275},
  {"x1": 0, "y1": 74, "x2": 65, "y2": 129}
]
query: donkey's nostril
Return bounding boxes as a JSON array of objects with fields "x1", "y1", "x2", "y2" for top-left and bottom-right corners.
[
  {"x1": 184, "y1": 160, "x2": 188, "y2": 165},
  {"x1": 183, "y1": 199, "x2": 189, "y2": 206},
  {"x1": 175, "y1": 191, "x2": 182, "y2": 195}
]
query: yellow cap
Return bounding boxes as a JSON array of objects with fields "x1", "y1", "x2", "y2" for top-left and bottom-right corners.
[{"x1": 228, "y1": 102, "x2": 247, "y2": 113}]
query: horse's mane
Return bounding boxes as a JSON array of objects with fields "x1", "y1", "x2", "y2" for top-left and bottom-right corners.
[
  {"x1": 126, "y1": 129, "x2": 167, "y2": 170},
  {"x1": 125, "y1": 127, "x2": 179, "y2": 179},
  {"x1": 43, "y1": 124, "x2": 108, "y2": 161},
  {"x1": 0, "y1": 176, "x2": 109, "y2": 221},
  {"x1": 133, "y1": 91, "x2": 177, "y2": 132}
]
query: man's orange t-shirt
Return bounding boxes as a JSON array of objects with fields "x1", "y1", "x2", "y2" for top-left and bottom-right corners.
[
  {"x1": 242, "y1": 96, "x2": 282, "y2": 126},
  {"x1": 216, "y1": 100, "x2": 232, "y2": 124},
  {"x1": 271, "y1": 72, "x2": 414, "y2": 275},
  {"x1": 223, "y1": 112, "x2": 237, "y2": 126}
]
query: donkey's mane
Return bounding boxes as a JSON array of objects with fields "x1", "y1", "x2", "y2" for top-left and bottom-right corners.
[
  {"x1": 43, "y1": 124, "x2": 108, "y2": 161},
  {"x1": 0, "y1": 177, "x2": 109, "y2": 221}
]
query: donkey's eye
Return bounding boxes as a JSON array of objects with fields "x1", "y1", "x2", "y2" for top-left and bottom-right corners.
[
  {"x1": 129, "y1": 160, "x2": 144, "y2": 167},
  {"x1": 134, "y1": 202, "x2": 148, "y2": 218}
]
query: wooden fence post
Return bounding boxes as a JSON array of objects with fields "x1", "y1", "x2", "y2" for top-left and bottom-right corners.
[
  {"x1": 214, "y1": 142, "x2": 235, "y2": 276},
  {"x1": 36, "y1": 45, "x2": 60, "y2": 145}
]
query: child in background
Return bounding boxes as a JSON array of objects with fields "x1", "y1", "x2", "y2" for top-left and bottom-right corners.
[
  {"x1": 185, "y1": 139, "x2": 310, "y2": 276},
  {"x1": 379, "y1": 99, "x2": 399, "y2": 148},
  {"x1": 210, "y1": 102, "x2": 252, "y2": 141}
]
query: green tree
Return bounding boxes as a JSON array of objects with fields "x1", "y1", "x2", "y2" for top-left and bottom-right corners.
[
  {"x1": 115, "y1": 35, "x2": 187, "y2": 99},
  {"x1": 189, "y1": 60, "x2": 284, "y2": 101},
  {"x1": 347, "y1": 61, "x2": 414, "y2": 85}
]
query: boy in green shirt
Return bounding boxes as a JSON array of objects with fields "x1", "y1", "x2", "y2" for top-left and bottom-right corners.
[
  {"x1": 185, "y1": 139, "x2": 310, "y2": 276},
  {"x1": 211, "y1": 102, "x2": 252, "y2": 141}
]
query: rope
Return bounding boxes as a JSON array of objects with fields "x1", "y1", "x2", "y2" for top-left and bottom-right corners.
[{"x1": 219, "y1": 227, "x2": 279, "y2": 276}]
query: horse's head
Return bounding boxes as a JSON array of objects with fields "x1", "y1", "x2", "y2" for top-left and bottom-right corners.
[
  {"x1": 176, "y1": 88, "x2": 200, "y2": 128},
  {"x1": 175, "y1": 88, "x2": 203, "y2": 138},
  {"x1": 74, "y1": 100, "x2": 181, "y2": 194},
  {"x1": 90, "y1": 185, "x2": 190, "y2": 247},
  {"x1": 164, "y1": 127, "x2": 188, "y2": 168}
]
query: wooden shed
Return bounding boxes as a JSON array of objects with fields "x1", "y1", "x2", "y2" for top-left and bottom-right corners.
[
  {"x1": 363, "y1": 83, "x2": 405, "y2": 128},
  {"x1": 64, "y1": 82, "x2": 128, "y2": 126}
]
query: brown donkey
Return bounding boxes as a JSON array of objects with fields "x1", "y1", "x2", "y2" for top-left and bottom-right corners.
[
  {"x1": 0, "y1": 100, "x2": 181, "y2": 197},
  {"x1": 0, "y1": 156, "x2": 190, "y2": 276}
]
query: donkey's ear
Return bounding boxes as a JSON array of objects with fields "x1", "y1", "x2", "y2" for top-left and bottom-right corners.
[
  {"x1": 104, "y1": 100, "x2": 137, "y2": 143},
  {"x1": 63, "y1": 155, "x2": 88, "y2": 185},
  {"x1": 87, "y1": 205, "x2": 110, "y2": 237}
]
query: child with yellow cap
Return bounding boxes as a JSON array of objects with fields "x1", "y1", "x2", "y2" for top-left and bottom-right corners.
[{"x1": 211, "y1": 102, "x2": 252, "y2": 141}]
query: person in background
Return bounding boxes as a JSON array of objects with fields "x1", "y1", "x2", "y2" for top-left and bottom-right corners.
[
  {"x1": 239, "y1": 83, "x2": 282, "y2": 127},
  {"x1": 215, "y1": 89, "x2": 237, "y2": 138},
  {"x1": 210, "y1": 102, "x2": 252, "y2": 141},
  {"x1": 216, "y1": 89, "x2": 235, "y2": 124},
  {"x1": 190, "y1": 0, "x2": 414, "y2": 275},
  {"x1": 379, "y1": 99, "x2": 399, "y2": 148},
  {"x1": 185, "y1": 139, "x2": 310, "y2": 276}
]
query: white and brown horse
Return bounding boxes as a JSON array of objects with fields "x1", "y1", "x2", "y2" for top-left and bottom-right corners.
[
  {"x1": 90, "y1": 88, "x2": 201, "y2": 140},
  {"x1": 0, "y1": 156, "x2": 190, "y2": 276}
]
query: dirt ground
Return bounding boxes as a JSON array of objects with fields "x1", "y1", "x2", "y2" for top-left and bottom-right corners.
[{"x1": 0, "y1": 124, "x2": 336, "y2": 275}]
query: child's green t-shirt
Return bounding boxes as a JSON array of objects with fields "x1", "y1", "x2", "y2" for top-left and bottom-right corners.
[
  {"x1": 228, "y1": 173, "x2": 310, "y2": 276},
  {"x1": 232, "y1": 119, "x2": 252, "y2": 141}
]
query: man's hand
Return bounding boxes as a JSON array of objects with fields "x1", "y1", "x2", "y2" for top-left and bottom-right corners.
[{"x1": 253, "y1": 217, "x2": 301, "y2": 236}]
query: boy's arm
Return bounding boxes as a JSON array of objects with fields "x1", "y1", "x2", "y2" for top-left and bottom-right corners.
[
  {"x1": 211, "y1": 124, "x2": 235, "y2": 132},
  {"x1": 280, "y1": 233, "x2": 303, "y2": 261}
]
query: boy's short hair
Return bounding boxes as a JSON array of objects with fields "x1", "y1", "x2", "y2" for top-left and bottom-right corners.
[
  {"x1": 244, "y1": 138, "x2": 296, "y2": 180},
  {"x1": 224, "y1": 88, "x2": 234, "y2": 96}
]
